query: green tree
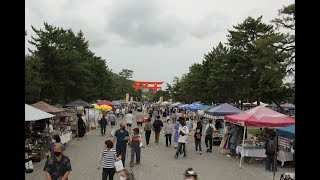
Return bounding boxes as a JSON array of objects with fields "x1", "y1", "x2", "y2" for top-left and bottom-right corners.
[
  {"x1": 227, "y1": 16, "x2": 291, "y2": 106},
  {"x1": 25, "y1": 55, "x2": 43, "y2": 103},
  {"x1": 26, "y1": 22, "x2": 133, "y2": 104},
  {"x1": 119, "y1": 69, "x2": 134, "y2": 79},
  {"x1": 272, "y1": 3, "x2": 295, "y2": 77}
]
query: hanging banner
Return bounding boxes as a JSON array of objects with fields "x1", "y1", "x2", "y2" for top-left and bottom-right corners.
[
  {"x1": 159, "y1": 96, "x2": 163, "y2": 103},
  {"x1": 125, "y1": 94, "x2": 129, "y2": 103}
]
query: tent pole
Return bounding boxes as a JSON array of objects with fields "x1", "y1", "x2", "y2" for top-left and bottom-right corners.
[
  {"x1": 273, "y1": 135, "x2": 278, "y2": 180},
  {"x1": 239, "y1": 126, "x2": 247, "y2": 168}
]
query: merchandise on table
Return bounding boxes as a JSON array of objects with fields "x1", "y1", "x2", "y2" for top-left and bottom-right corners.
[{"x1": 278, "y1": 136, "x2": 291, "y2": 152}]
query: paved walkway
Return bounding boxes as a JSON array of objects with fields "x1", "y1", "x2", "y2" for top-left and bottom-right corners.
[{"x1": 26, "y1": 115, "x2": 294, "y2": 180}]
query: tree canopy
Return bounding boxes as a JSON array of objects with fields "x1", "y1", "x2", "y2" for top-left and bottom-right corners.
[
  {"x1": 171, "y1": 4, "x2": 295, "y2": 107},
  {"x1": 25, "y1": 23, "x2": 136, "y2": 104}
]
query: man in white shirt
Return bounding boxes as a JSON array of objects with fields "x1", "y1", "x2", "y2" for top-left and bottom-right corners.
[
  {"x1": 115, "y1": 108, "x2": 120, "y2": 118},
  {"x1": 124, "y1": 110, "x2": 134, "y2": 134},
  {"x1": 174, "y1": 119, "x2": 189, "y2": 159},
  {"x1": 205, "y1": 119, "x2": 215, "y2": 153}
]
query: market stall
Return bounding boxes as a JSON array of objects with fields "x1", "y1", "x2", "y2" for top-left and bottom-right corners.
[
  {"x1": 204, "y1": 103, "x2": 243, "y2": 145},
  {"x1": 25, "y1": 104, "x2": 55, "y2": 162},
  {"x1": 224, "y1": 105, "x2": 295, "y2": 169},
  {"x1": 236, "y1": 144, "x2": 266, "y2": 158},
  {"x1": 32, "y1": 101, "x2": 75, "y2": 144},
  {"x1": 276, "y1": 125, "x2": 295, "y2": 166},
  {"x1": 63, "y1": 99, "x2": 94, "y2": 133}
]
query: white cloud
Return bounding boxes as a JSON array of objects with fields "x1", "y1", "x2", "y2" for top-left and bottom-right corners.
[{"x1": 26, "y1": 0, "x2": 294, "y2": 89}]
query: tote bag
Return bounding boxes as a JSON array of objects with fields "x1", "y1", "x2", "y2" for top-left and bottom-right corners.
[{"x1": 114, "y1": 160, "x2": 124, "y2": 172}]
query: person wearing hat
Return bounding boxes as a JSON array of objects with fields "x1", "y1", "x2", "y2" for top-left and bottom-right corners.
[{"x1": 184, "y1": 168, "x2": 198, "y2": 180}]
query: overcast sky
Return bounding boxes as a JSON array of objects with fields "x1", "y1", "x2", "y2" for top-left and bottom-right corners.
[{"x1": 25, "y1": 0, "x2": 294, "y2": 89}]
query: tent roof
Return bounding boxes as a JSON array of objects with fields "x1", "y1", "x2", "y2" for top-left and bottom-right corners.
[
  {"x1": 205, "y1": 103, "x2": 242, "y2": 116},
  {"x1": 225, "y1": 105, "x2": 295, "y2": 128},
  {"x1": 276, "y1": 125, "x2": 295, "y2": 139},
  {"x1": 63, "y1": 99, "x2": 93, "y2": 108},
  {"x1": 25, "y1": 104, "x2": 55, "y2": 121},
  {"x1": 32, "y1": 101, "x2": 65, "y2": 113},
  {"x1": 202, "y1": 105, "x2": 217, "y2": 111},
  {"x1": 171, "y1": 102, "x2": 182, "y2": 107},
  {"x1": 188, "y1": 104, "x2": 210, "y2": 112},
  {"x1": 97, "y1": 100, "x2": 114, "y2": 106},
  {"x1": 178, "y1": 104, "x2": 189, "y2": 108}
]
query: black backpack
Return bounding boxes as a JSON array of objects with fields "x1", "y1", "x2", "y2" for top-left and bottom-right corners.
[
  {"x1": 206, "y1": 125, "x2": 214, "y2": 136},
  {"x1": 266, "y1": 139, "x2": 276, "y2": 154},
  {"x1": 153, "y1": 121, "x2": 160, "y2": 130}
]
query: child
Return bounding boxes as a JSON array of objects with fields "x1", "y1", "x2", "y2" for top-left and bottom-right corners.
[
  {"x1": 194, "y1": 127, "x2": 202, "y2": 154},
  {"x1": 129, "y1": 128, "x2": 142, "y2": 167}
]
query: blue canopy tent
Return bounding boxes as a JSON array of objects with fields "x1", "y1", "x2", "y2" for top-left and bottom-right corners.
[
  {"x1": 188, "y1": 104, "x2": 210, "y2": 112},
  {"x1": 171, "y1": 102, "x2": 182, "y2": 107},
  {"x1": 204, "y1": 103, "x2": 242, "y2": 116},
  {"x1": 276, "y1": 125, "x2": 295, "y2": 139},
  {"x1": 112, "y1": 100, "x2": 121, "y2": 106},
  {"x1": 178, "y1": 104, "x2": 189, "y2": 108}
]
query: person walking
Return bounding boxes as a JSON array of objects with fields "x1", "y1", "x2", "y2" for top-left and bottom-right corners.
[
  {"x1": 135, "y1": 109, "x2": 144, "y2": 132},
  {"x1": 143, "y1": 117, "x2": 152, "y2": 146},
  {"x1": 153, "y1": 115, "x2": 163, "y2": 143},
  {"x1": 197, "y1": 117, "x2": 203, "y2": 133},
  {"x1": 115, "y1": 108, "x2": 120, "y2": 118},
  {"x1": 77, "y1": 113, "x2": 86, "y2": 139},
  {"x1": 43, "y1": 121, "x2": 54, "y2": 148},
  {"x1": 43, "y1": 143, "x2": 72, "y2": 180},
  {"x1": 100, "y1": 114, "x2": 108, "y2": 135},
  {"x1": 124, "y1": 110, "x2": 134, "y2": 134},
  {"x1": 204, "y1": 119, "x2": 215, "y2": 153},
  {"x1": 228, "y1": 125, "x2": 239, "y2": 156},
  {"x1": 174, "y1": 121, "x2": 180, "y2": 149},
  {"x1": 194, "y1": 127, "x2": 202, "y2": 154},
  {"x1": 129, "y1": 128, "x2": 142, "y2": 167},
  {"x1": 112, "y1": 123, "x2": 130, "y2": 167},
  {"x1": 164, "y1": 119, "x2": 173, "y2": 147},
  {"x1": 174, "y1": 120, "x2": 189, "y2": 159},
  {"x1": 97, "y1": 140, "x2": 120, "y2": 180},
  {"x1": 48, "y1": 134, "x2": 66, "y2": 158},
  {"x1": 108, "y1": 111, "x2": 117, "y2": 136}
]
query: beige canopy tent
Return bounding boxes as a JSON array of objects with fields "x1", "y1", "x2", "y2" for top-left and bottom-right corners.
[{"x1": 25, "y1": 104, "x2": 55, "y2": 121}]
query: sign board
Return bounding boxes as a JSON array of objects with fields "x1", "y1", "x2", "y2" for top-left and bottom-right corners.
[
  {"x1": 125, "y1": 94, "x2": 129, "y2": 103},
  {"x1": 159, "y1": 96, "x2": 163, "y2": 103}
]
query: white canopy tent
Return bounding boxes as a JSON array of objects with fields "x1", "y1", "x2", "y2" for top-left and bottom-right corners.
[
  {"x1": 252, "y1": 101, "x2": 268, "y2": 106},
  {"x1": 25, "y1": 104, "x2": 55, "y2": 121}
]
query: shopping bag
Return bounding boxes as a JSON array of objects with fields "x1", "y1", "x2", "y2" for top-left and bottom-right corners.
[
  {"x1": 25, "y1": 160, "x2": 33, "y2": 173},
  {"x1": 114, "y1": 160, "x2": 124, "y2": 172},
  {"x1": 143, "y1": 118, "x2": 148, "y2": 123},
  {"x1": 111, "y1": 129, "x2": 115, "y2": 137}
]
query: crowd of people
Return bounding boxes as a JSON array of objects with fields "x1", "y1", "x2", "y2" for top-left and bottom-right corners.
[{"x1": 41, "y1": 102, "x2": 281, "y2": 180}]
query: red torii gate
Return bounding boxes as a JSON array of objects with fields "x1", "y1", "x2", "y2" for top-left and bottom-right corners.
[{"x1": 132, "y1": 81, "x2": 164, "y2": 93}]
